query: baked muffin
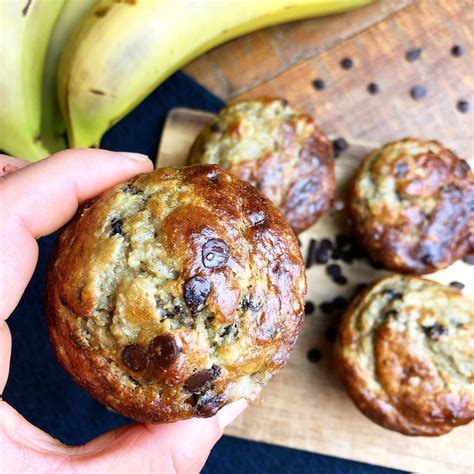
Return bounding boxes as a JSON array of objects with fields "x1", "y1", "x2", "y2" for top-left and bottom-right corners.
[
  {"x1": 350, "y1": 138, "x2": 474, "y2": 274},
  {"x1": 189, "y1": 98, "x2": 334, "y2": 234},
  {"x1": 335, "y1": 275, "x2": 474, "y2": 436},
  {"x1": 46, "y1": 165, "x2": 306, "y2": 423}
]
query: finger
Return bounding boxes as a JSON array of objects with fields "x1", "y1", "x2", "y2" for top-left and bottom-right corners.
[
  {"x1": 0, "y1": 399, "x2": 247, "y2": 473},
  {"x1": 0, "y1": 323, "x2": 11, "y2": 394},
  {"x1": 0, "y1": 155, "x2": 29, "y2": 177},
  {"x1": 1, "y1": 149, "x2": 152, "y2": 238},
  {"x1": 70, "y1": 400, "x2": 247, "y2": 473},
  {"x1": 0, "y1": 149, "x2": 152, "y2": 321}
]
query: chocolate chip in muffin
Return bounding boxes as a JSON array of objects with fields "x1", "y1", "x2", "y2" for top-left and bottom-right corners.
[
  {"x1": 202, "y1": 238, "x2": 229, "y2": 269},
  {"x1": 148, "y1": 335, "x2": 180, "y2": 369},
  {"x1": 122, "y1": 345, "x2": 149, "y2": 372},
  {"x1": 382, "y1": 289, "x2": 403, "y2": 301},
  {"x1": 194, "y1": 392, "x2": 225, "y2": 417},
  {"x1": 405, "y1": 47, "x2": 422, "y2": 62},
  {"x1": 121, "y1": 184, "x2": 135, "y2": 193},
  {"x1": 423, "y1": 323, "x2": 449, "y2": 341},
  {"x1": 307, "y1": 348, "x2": 322, "y2": 363},
  {"x1": 183, "y1": 276, "x2": 211, "y2": 312},
  {"x1": 110, "y1": 218, "x2": 124, "y2": 236},
  {"x1": 185, "y1": 365, "x2": 221, "y2": 392},
  {"x1": 219, "y1": 323, "x2": 238, "y2": 338},
  {"x1": 382, "y1": 310, "x2": 399, "y2": 321},
  {"x1": 463, "y1": 255, "x2": 474, "y2": 265},
  {"x1": 185, "y1": 394, "x2": 199, "y2": 407},
  {"x1": 450, "y1": 281, "x2": 465, "y2": 290},
  {"x1": 210, "y1": 122, "x2": 223, "y2": 134},
  {"x1": 241, "y1": 295, "x2": 262, "y2": 312}
]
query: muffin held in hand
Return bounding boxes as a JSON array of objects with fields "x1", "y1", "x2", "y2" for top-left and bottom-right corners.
[
  {"x1": 350, "y1": 138, "x2": 473, "y2": 274},
  {"x1": 189, "y1": 98, "x2": 334, "y2": 234},
  {"x1": 335, "y1": 275, "x2": 474, "y2": 436},
  {"x1": 46, "y1": 165, "x2": 306, "y2": 423}
]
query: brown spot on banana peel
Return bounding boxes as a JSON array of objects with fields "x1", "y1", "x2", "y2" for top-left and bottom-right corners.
[
  {"x1": 95, "y1": 7, "x2": 110, "y2": 18},
  {"x1": 22, "y1": 0, "x2": 32, "y2": 16},
  {"x1": 89, "y1": 89, "x2": 107, "y2": 96}
]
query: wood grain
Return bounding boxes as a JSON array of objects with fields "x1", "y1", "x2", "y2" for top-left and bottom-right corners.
[
  {"x1": 235, "y1": 0, "x2": 473, "y2": 156},
  {"x1": 156, "y1": 107, "x2": 474, "y2": 474},
  {"x1": 184, "y1": 0, "x2": 414, "y2": 98}
]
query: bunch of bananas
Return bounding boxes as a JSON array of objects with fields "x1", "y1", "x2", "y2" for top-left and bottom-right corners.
[{"x1": 0, "y1": 0, "x2": 370, "y2": 162}]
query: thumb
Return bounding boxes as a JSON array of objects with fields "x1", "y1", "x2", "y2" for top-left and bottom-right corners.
[{"x1": 0, "y1": 399, "x2": 246, "y2": 474}]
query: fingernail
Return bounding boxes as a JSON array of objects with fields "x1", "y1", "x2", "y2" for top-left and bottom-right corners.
[
  {"x1": 120, "y1": 152, "x2": 150, "y2": 161},
  {"x1": 216, "y1": 399, "x2": 247, "y2": 430}
]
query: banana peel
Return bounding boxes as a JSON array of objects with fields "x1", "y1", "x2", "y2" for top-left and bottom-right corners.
[
  {"x1": 59, "y1": 0, "x2": 372, "y2": 149},
  {"x1": 41, "y1": 0, "x2": 98, "y2": 152},
  {"x1": 0, "y1": 0, "x2": 64, "y2": 161}
]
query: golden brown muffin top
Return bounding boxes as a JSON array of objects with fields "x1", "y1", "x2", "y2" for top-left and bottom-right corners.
[
  {"x1": 46, "y1": 165, "x2": 306, "y2": 423},
  {"x1": 189, "y1": 98, "x2": 334, "y2": 233},
  {"x1": 350, "y1": 138, "x2": 473, "y2": 274},
  {"x1": 336, "y1": 275, "x2": 474, "y2": 436}
]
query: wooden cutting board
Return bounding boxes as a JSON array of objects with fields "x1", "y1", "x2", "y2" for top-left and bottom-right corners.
[{"x1": 156, "y1": 107, "x2": 474, "y2": 474}]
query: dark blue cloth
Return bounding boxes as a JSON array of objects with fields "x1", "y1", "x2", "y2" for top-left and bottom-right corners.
[{"x1": 4, "y1": 71, "x2": 404, "y2": 473}]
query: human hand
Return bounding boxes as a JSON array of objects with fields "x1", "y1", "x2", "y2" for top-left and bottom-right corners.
[{"x1": 0, "y1": 150, "x2": 246, "y2": 473}]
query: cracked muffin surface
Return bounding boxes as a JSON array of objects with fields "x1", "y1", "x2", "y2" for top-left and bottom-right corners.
[
  {"x1": 350, "y1": 138, "x2": 473, "y2": 274},
  {"x1": 188, "y1": 98, "x2": 334, "y2": 233},
  {"x1": 335, "y1": 275, "x2": 474, "y2": 436},
  {"x1": 46, "y1": 165, "x2": 306, "y2": 423}
]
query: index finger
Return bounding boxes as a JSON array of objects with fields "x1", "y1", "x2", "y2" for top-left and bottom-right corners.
[{"x1": 0, "y1": 149, "x2": 153, "y2": 321}]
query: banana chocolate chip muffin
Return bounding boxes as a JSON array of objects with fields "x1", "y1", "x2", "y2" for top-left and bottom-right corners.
[
  {"x1": 336, "y1": 275, "x2": 474, "y2": 436},
  {"x1": 189, "y1": 98, "x2": 334, "y2": 234},
  {"x1": 46, "y1": 165, "x2": 306, "y2": 423},
  {"x1": 350, "y1": 138, "x2": 474, "y2": 274}
]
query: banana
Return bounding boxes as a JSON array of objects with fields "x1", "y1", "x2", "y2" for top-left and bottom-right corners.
[
  {"x1": 41, "y1": 0, "x2": 98, "y2": 152},
  {"x1": 59, "y1": 0, "x2": 372, "y2": 149},
  {"x1": 0, "y1": 0, "x2": 64, "y2": 161}
]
